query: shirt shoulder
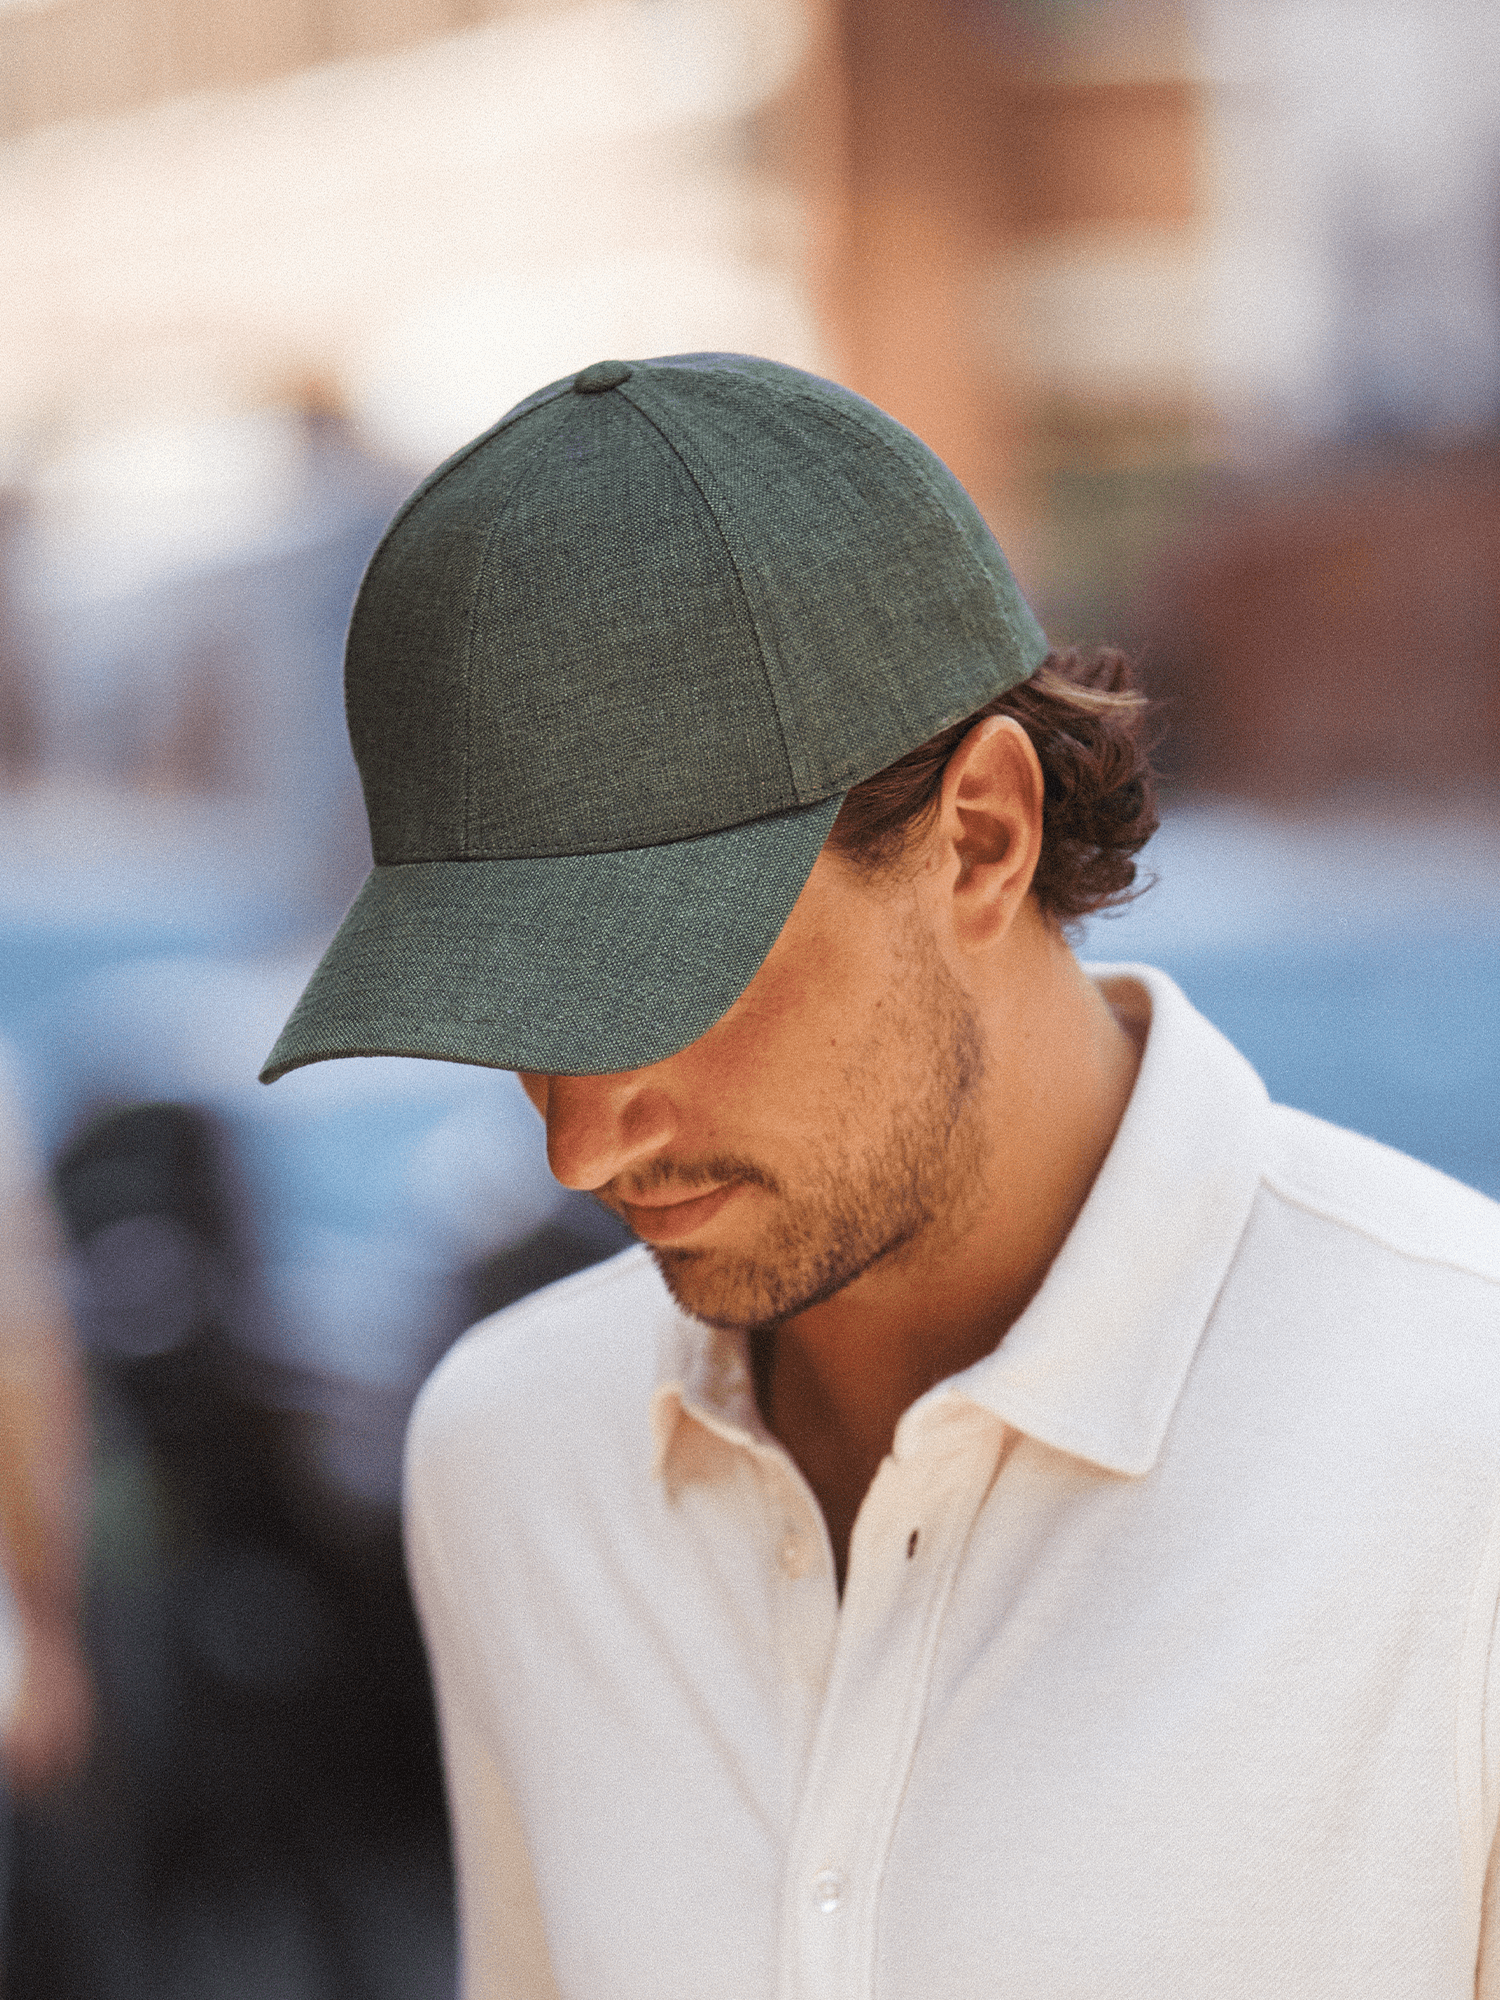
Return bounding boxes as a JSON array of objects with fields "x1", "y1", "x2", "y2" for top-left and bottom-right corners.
[
  {"x1": 405, "y1": 1243, "x2": 667, "y2": 1508},
  {"x1": 1195, "y1": 1111, "x2": 1500, "y2": 1557},
  {"x1": 1261, "y1": 1103, "x2": 1500, "y2": 1288}
]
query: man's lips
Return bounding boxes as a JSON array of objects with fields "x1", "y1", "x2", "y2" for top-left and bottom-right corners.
[{"x1": 618, "y1": 1182, "x2": 741, "y2": 1244}]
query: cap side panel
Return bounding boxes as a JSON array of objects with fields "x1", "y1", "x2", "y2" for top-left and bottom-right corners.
[
  {"x1": 349, "y1": 399, "x2": 574, "y2": 863},
  {"x1": 761, "y1": 387, "x2": 1047, "y2": 780},
  {"x1": 625, "y1": 367, "x2": 1047, "y2": 800},
  {"x1": 791, "y1": 389, "x2": 1048, "y2": 663}
]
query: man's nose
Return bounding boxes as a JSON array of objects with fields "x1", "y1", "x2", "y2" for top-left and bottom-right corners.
[{"x1": 532, "y1": 1071, "x2": 677, "y2": 1192}]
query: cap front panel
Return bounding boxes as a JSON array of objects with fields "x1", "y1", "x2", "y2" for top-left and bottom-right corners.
[
  {"x1": 464, "y1": 391, "x2": 795, "y2": 857},
  {"x1": 348, "y1": 383, "x2": 801, "y2": 867}
]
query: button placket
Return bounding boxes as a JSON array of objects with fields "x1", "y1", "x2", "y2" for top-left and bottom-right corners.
[
  {"x1": 777, "y1": 1414, "x2": 1006, "y2": 2000},
  {"x1": 748, "y1": 1449, "x2": 839, "y2": 1841}
]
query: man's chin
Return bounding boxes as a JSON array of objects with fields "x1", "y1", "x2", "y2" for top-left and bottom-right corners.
[
  {"x1": 647, "y1": 1244, "x2": 780, "y2": 1332},
  {"x1": 647, "y1": 1225, "x2": 916, "y2": 1333}
]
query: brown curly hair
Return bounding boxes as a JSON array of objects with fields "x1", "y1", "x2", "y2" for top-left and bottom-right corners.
[{"x1": 827, "y1": 647, "x2": 1160, "y2": 930}]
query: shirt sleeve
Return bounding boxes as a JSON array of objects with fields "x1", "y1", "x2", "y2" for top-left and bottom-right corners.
[
  {"x1": 1476, "y1": 1501, "x2": 1500, "y2": 1999},
  {"x1": 405, "y1": 1456, "x2": 563, "y2": 2000}
]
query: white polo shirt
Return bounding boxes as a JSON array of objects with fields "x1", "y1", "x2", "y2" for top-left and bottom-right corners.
[{"x1": 405, "y1": 966, "x2": 1500, "y2": 2000}]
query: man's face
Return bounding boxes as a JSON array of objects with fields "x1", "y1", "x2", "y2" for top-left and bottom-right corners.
[{"x1": 517, "y1": 848, "x2": 990, "y2": 1332}]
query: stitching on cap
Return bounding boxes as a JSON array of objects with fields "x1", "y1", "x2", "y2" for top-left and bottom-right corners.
[
  {"x1": 614, "y1": 382, "x2": 802, "y2": 799},
  {"x1": 777, "y1": 388, "x2": 1047, "y2": 686},
  {"x1": 771, "y1": 386, "x2": 1045, "y2": 784},
  {"x1": 623, "y1": 373, "x2": 1027, "y2": 800},
  {"x1": 371, "y1": 790, "x2": 844, "y2": 863},
  {"x1": 369, "y1": 379, "x2": 575, "y2": 561},
  {"x1": 783, "y1": 389, "x2": 1049, "y2": 691}
]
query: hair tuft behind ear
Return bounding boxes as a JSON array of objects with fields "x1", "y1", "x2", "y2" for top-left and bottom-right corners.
[{"x1": 828, "y1": 649, "x2": 1160, "y2": 932}]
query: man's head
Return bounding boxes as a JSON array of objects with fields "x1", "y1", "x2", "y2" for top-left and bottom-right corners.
[
  {"x1": 260, "y1": 352, "x2": 1157, "y2": 1323},
  {"x1": 516, "y1": 652, "x2": 1156, "y2": 1331}
]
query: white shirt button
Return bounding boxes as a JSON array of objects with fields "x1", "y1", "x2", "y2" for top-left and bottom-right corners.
[
  {"x1": 811, "y1": 1868, "x2": 844, "y2": 1913},
  {"x1": 780, "y1": 1530, "x2": 810, "y2": 1578}
]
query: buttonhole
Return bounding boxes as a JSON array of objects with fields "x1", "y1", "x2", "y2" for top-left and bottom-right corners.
[{"x1": 906, "y1": 1529, "x2": 919, "y2": 1560}]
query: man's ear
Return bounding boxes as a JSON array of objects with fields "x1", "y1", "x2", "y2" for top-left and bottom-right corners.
[{"x1": 929, "y1": 716, "x2": 1045, "y2": 947}]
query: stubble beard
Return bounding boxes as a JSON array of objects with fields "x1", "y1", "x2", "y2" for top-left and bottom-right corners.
[{"x1": 647, "y1": 957, "x2": 987, "y2": 1335}]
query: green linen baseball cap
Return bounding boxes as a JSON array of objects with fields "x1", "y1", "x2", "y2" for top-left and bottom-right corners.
[{"x1": 261, "y1": 353, "x2": 1047, "y2": 1083}]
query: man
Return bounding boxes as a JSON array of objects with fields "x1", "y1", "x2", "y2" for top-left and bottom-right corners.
[{"x1": 263, "y1": 354, "x2": 1500, "y2": 1998}]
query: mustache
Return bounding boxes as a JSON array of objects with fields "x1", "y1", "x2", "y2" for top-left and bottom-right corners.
[{"x1": 601, "y1": 1155, "x2": 782, "y2": 1204}]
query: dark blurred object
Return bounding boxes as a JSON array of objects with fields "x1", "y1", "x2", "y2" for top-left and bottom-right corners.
[
  {"x1": 11, "y1": 1097, "x2": 634, "y2": 1999},
  {"x1": 467, "y1": 1190, "x2": 634, "y2": 1325},
  {"x1": 10, "y1": 1103, "x2": 453, "y2": 2000},
  {"x1": 1138, "y1": 441, "x2": 1500, "y2": 802},
  {"x1": 60, "y1": 1104, "x2": 246, "y2": 1364}
]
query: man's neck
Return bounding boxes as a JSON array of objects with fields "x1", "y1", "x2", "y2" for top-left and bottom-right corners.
[{"x1": 758, "y1": 941, "x2": 1145, "y2": 1588}]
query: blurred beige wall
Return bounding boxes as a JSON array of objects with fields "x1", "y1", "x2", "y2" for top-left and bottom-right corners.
[
  {"x1": 10, "y1": 0, "x2": 1491, "y2": 805},
  {"x1": 0, "y1": 0, "x2": 1204, "y2": 512},
  {"x1": 0, "y1": 0, "x2": 824, "y2": 470},
  {"x1": 796, "y1": 0, "x2": 1201, "y2": 574},
  {"x1": 0, "y1": 0, "x2": 544, "y2": 135},
  {"x1": 0, "y1": 0, "x2": 1218, "y2": 804}
]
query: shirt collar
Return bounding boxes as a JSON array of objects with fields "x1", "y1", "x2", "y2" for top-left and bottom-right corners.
[
  {"x1": 652, "y1": 965, "x2": 1268, "y2": 1486},
  {"x1": 651, "y1": 1315, "x2": 768, "y2": 1485},
  {"x1": 899, "y1": 965, "x2": 1267, "y2": 1476}
]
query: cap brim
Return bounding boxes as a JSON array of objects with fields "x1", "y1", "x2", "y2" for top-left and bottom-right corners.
[{"x1": 260, "y1": 794, "x2": 845, "y2": 1082}]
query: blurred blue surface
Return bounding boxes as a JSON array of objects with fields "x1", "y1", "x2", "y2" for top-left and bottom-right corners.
[
  {"x1": 1080, "y1": 801, "x2": 1500, "y2": 1202},
  {"x1": 1, "y1": 792, "x2": 1494, "y2": 1400},
  {"x1": 1168, "y1": 934, "x2": 1500, "y2": 1200}
]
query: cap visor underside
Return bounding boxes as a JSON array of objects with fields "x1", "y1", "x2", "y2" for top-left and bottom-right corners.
[{"x1": 259, "y1": 794, "x2": 845, "y2": 1082}]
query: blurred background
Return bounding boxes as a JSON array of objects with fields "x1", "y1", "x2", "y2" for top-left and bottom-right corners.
[{"x1": 0, "y1": 0, "x2": 1496, "y2": 1992}]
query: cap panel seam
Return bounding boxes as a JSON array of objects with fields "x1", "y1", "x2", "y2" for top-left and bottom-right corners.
[
  {"x1": 782, "y1": 387, "x2": 1050, "y2": 682},
  {"x1": 773, "y1": 392, "x2": 1048, "y2": 780},
  {"x1": 624, "y1": 375, "x2": 1038, "y2": 799},
  {"x1": 613, "y1": 382, "x2": 801, "y2": 800},
  {"x1": 363, "y1": 378, "x2": 574, "y2": 566},
  {"x1": 352, "y1": 789, "x2": 843, "y2": 864}
]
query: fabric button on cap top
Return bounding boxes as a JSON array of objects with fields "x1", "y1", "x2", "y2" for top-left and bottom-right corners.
[{"x1": 574, "y1": 359, "x2": 633, "y2": 392}]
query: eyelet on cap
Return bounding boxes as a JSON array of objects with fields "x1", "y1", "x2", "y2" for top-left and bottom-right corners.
[{"x1": 574, "y1": 359, "x2": 633, "y2": 393}]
